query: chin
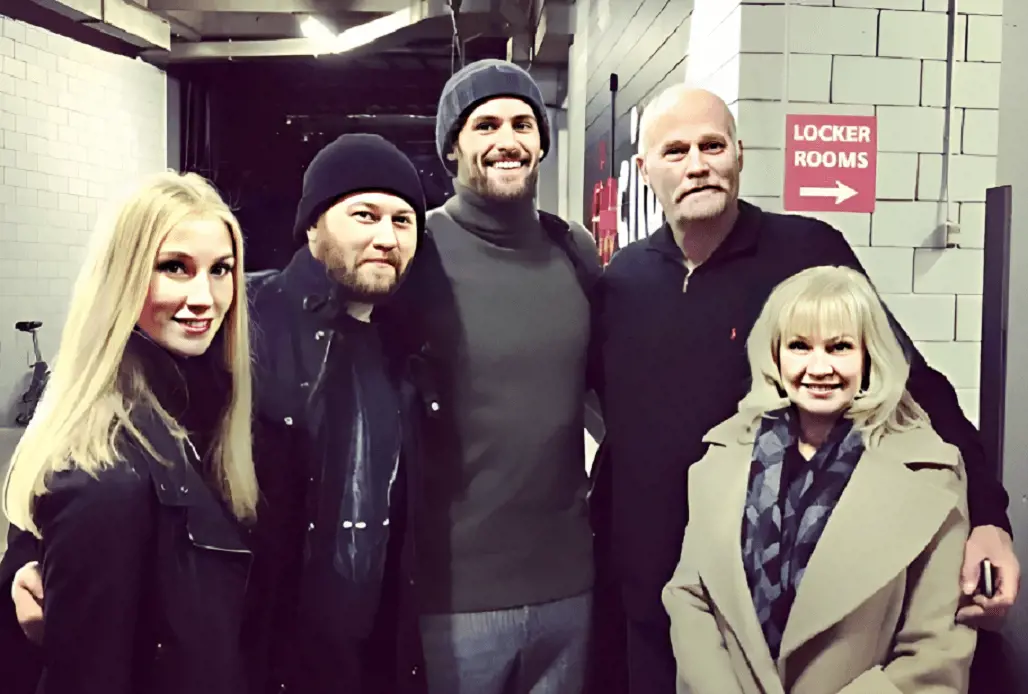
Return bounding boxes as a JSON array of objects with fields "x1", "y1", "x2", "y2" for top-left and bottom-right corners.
[
  {"x1": 168, "y1": 340, "x2": 213, "y2": 358},
  {"x1": 677, "y1": 199, "x2": 728, "y2": 222}
]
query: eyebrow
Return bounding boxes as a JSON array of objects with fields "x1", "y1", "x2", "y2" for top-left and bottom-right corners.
[
  {"x1": 350, "y1": 202, "x2": 415, "y2": 217},
  {"x1": 158, "y1": 250, "x2": 235, "y2": 263},
  {"x1": 471, "y1": 112, "x2": 536, "y2": 124}
]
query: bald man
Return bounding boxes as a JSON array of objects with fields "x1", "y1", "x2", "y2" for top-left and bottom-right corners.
[{"x1": 589, "y1": 85, "x2": 1018, "y2": 693}]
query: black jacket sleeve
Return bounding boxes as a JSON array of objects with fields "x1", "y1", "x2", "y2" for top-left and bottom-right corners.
[
  {"x1": 0, "y1": 524, "x2": 43, "y2": 694},
  {"x1": 33, "y1": 465, "x2": 153, "y2": 694},
  {"x1": 814, "y1": 223, "x2": 1012, "y2": 533}
]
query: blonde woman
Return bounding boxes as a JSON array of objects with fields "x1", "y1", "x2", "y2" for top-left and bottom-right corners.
[
  {"x1": 663, "y1": 266, "x2": 976, "y2": 694},
  {"x1": 1, "y1": 172, "x2": 258, "y2": 694}
]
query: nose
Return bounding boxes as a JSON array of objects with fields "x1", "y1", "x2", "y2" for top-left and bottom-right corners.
[
  {"x1": 806, "y1": 349, "x2": 833, "y2": 376},
  {"x1": 371, "y1": 219, "x2": 399, "y2": 250},
  {"x1": 684, "y1": 146, "x2": 710, "y2": 178},
  {"x1": 184, "y1": 273, "x2": 215, "y2": 310},
  {"x1": 494, "y1": 123, "x2": 518, "y2": 149}
]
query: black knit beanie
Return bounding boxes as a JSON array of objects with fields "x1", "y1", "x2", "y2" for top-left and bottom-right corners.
[
  {"x1": 293, "y1": 133, "x2": 426, "y2": 240},
  {"x1": 435, "y1": 59, "x2": 551, "y2": 174}
]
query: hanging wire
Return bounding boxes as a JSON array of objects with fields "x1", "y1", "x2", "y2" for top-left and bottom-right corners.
[{"x1": 448, "y1": 0, "x2": 464, "y2": 74}]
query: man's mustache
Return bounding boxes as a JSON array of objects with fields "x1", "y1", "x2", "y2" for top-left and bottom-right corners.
[{"x1": 675, "y1": 184, "x2": 723, "y2": 203}]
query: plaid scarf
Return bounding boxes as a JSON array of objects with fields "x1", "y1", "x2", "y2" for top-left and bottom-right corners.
[{"x1": 741, "y1": 407, "x2": 864, "y2": 659}]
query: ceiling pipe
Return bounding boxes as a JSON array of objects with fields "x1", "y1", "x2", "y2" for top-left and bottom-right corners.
[{"x1": 29, "y1": 0, "x2": 171, "y2": 50}]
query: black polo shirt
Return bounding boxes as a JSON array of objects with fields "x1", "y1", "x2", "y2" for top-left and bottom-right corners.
[{"x1": 594, "y1": 200, "x2": 1009, "y2": 630}]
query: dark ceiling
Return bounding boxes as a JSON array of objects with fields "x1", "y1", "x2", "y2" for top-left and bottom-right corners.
[{"x1": 173, "y1": 36, "x2": 508, "y2": 267}]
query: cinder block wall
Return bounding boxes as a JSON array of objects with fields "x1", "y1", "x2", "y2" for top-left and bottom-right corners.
[
  {"x1": 0, "y1": 15, "x2": 167, "y2": 424},
  {"x1": 728, "y1": 0, "x2": 1002, "y2": 426}
]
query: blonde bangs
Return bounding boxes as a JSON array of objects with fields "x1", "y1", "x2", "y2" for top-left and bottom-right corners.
[{"x1": 776, "y1": 285, "x2": 864, "y2": 347}]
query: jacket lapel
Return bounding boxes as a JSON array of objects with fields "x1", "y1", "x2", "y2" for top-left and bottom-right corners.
[
  {"x1": 136, "y1": 408, "x2": 251, "y2": 555},
  {"x1": 694, "y1": 417, "x2": 784, "y2": 690},
  {"x1": 777, "y1": 427, "x2": 962, "y2": 666}
]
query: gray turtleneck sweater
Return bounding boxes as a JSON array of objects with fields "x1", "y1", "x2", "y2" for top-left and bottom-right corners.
[{"x1": 417, "y1": 181, "x2": 595, "y2": 614}]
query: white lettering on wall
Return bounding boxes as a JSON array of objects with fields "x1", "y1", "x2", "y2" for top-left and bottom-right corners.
[
  {"x1": 793, "y1": 151, "x2": 870, "y2": 169},
  {"x1": 792, "y1": 124, "x2": 872, "y2": 143}
]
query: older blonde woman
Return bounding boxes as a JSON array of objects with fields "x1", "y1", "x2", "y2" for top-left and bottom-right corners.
[
  {"x1": 663, "y1": 265, "x2": 976, "y2": 694},
  {"x1": 2, "y1": 172, "x2": 258, "y2": 694}
]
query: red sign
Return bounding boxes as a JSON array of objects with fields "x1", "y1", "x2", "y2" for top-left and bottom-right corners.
[
  {"x1": 591, "y1": 176, "x2": 618, "y2": 265},
  {"x1": 784, "y1": 114, "x2": 877, "y2": 214}
]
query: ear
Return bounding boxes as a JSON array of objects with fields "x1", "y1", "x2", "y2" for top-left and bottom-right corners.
[
  {"x1": 634, "y1": 153, "x2": 649, "y2": 185},
  {"x1": 736, "y1": 139, "x2": 745, "y2": 171}
]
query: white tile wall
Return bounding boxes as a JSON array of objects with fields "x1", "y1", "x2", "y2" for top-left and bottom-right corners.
[
  {"x1": 0, "y1": 14, "x2": 166, "y2": 423},
  {"x1": 922, "y1": 60, "x2": 1002, "y2": 108},
  {"x1": 878, "y1": 10, "x2": 966, "y2": 61},
  {"x1": 725, "y1": 1, "x2": 1001, "y2": 421}
]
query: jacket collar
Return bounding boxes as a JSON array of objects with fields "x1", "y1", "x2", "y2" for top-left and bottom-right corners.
[
  {"x1": 693, "y1": 412, "x2": 961, "y2": 687},
  {"x1": 280, "y1": 245, "x2": 338, "y2": 310},
  {"x1": 124, "y1": 331, "x2": 249, "y2": 554},
  {"x1": 647, "y1": 199, "x2": 762, "y2": 266}
]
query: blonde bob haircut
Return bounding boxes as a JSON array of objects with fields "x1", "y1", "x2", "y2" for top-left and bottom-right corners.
[
  {"x1": 3, "y1": 171, "x2": 258, "y2": 537},
  {"x1": 737, "y1": 265, "x2": 930, "y2": 447}
]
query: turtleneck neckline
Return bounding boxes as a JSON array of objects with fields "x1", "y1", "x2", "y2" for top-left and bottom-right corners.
[
  {"x1": 126, "y1": 329, "x2": 231, "y2": 468},
  {"x1": 444, "y1": 179, "x2": 544, "y2": 250}
]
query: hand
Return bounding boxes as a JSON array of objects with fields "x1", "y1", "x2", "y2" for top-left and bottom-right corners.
[
  {"x1": 956, "y1": 525, "x2": 1020, "y2": 631},
  {"x1": 11, "y1": 561, "x2": 44, "y2": 645}
]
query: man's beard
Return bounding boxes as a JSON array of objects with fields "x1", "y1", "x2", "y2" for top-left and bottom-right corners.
[
  {"x1": 327, "y1": 256, "x2": 406, "y2": 304},
  {"x1": 468, "y1": 162, "x2": 539, "y2": 201}
]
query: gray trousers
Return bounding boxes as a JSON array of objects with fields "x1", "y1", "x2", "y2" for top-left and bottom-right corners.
[{"x1": 419, "y1": 591, "x2": 592, "y2": 694}]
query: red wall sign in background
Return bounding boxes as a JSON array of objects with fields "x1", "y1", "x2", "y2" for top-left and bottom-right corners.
[{"x1": 784, "y1": 114, "x2": 877, "y2": 214}]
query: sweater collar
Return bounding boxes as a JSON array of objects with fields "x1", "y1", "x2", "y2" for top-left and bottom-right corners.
[{"x1": 443, "y1": 179, "x2": 544, "y2": 249}]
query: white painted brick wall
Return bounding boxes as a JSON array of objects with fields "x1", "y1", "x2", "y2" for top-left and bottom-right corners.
[
  {"x1": 728, "y1": 1, "x2": 1003, "y2": 423},
  {"x1": 0, "y1": 15, "x2": 166, "y2": 423}
]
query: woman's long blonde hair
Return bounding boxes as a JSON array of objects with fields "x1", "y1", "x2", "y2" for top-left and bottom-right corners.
[
  {"x1": 3, "y1": 171, "x2": 258, "y2": 537},
  {"x1": 738, "y1": 265, "x2": 930, "y2": 447}
]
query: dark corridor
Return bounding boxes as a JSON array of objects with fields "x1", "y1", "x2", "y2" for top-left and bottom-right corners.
[{"x1": 171, "y1": 37, "x2": 508, "y2": 271}]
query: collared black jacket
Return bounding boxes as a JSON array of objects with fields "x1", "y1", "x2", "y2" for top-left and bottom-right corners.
[
  {"x1": 590, "y1": 199, "x2": 1011, "y2": 637},
  {"x1": 0, "y1": 333, "x2": 253, "y2": 694},
  {"x1": 244, "y1": 247, "x2": 426, "y2": 694}
]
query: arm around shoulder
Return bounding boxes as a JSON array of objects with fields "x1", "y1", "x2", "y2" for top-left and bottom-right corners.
[
  {"x1": 34, "y1": 462, "x2": 154, "y2": 694},
  {"x1": 662, "y1": 468, "x2": 746, "y2": 694},
  {"x1": 0, "y1": 525, "x2": 44, "y2": 693}
]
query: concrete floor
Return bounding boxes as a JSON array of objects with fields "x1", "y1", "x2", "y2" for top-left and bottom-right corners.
[{"x1": 0, "y1": 427, "x2": 22, "y2": 555}]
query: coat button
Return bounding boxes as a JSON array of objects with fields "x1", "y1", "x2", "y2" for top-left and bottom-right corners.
[
  {"x1": 284, "y1": 417, "x2": 293, "y2": 426},
  {"x1": 315, "y1": 330, "x2": 325, "y2": 340},
  {"x1": 180, "y1": 486, "x2": 188, "y2": 494},
  {"x1": 430, "y1": 401, "x2": 440, "y2": 412}
]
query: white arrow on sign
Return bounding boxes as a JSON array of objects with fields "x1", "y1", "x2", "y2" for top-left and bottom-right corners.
[{"x1": 799, "y1": 181, "x2": 858, "y2": 205}]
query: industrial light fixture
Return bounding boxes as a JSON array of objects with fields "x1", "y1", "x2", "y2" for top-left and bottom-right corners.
[
  {"x1": 297, "y1": 10, "x2": 413, "y2": 55},
  {"x1": 299, "y1": 16, "x2": 335, "y2": 43}
]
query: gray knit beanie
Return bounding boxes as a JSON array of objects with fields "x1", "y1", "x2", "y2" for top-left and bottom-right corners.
[{"x1": 435, "y1": 59, "x2": 551, "y2": 174}]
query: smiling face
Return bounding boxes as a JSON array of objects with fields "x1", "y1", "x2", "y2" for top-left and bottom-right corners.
[
  {"x1": 138, "y1": 215, "x2": 236, "y2": 357},
  {"x1": 452, "y1": 97, "x2": 542, "y2": 201},
  {"x1": 637, "y1": 88, "x2": 743, "y2": 225},
  {"x1": 779, "y1": 328, "x2": 865, "y2": 425}
]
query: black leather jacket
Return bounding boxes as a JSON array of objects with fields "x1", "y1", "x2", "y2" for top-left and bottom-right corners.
[{"x1": 245, "y1": 248, "x2": 426, "y2": 694}]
